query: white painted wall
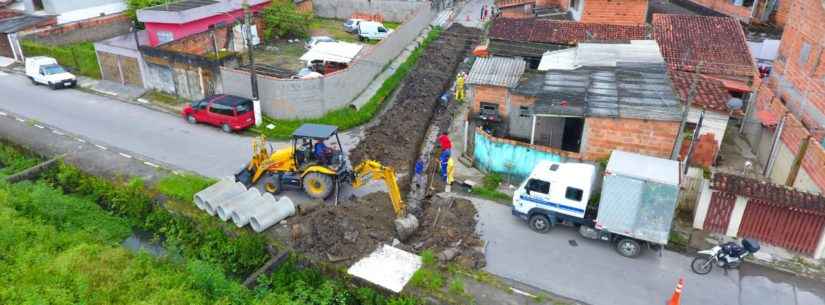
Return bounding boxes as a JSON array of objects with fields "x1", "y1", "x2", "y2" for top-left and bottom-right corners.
[
  {"x1": 725, "y1": 195, "x2": 749, "y2": 237},
  {"x1": 693, "y1": 180, "x2": 713, "y2": 229},
  {"x1": 55, "y1": 2, "x2": 127, "y2": 24},
  {"x1": 768, "y1": 142, "x2": 794, "y2": 185},
  {"x1": 687, "y1": 107, "x2": 729, "y2": 153},
  {"x1": 815, "y1": 226, "x2": 825, "y2": 260}
]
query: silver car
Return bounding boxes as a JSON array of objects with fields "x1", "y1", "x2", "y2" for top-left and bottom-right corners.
[
  {"x1": 343, "y1": 18, "x2": 363, "y2": 33},
  {"x1": 304, "y1": 36, "x2": 336, "y2": 49}
]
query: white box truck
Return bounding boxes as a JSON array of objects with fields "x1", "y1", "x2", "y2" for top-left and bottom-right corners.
[
  {"x1": 357, "y1": 21, "x2": 392, "y2": 41},
  {"x1": 25, "y1": 56, "x2": 77, "y2": 89},
  {"x1": 511, "y1": 150, "x2": 681, "y2": 258}
]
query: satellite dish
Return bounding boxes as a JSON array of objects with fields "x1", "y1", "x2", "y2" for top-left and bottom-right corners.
[{"x1": 726, "y1": 97, "x2": 743, "y2": 111}]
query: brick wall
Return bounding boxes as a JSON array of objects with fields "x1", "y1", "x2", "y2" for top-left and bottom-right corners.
[
  {"x1": 296, "y1": 0, "x2": 314, "y2": 13},
  {"x1": 500, "y1": 5, "x2": 535, "y2": 18},
  {"x1": 685, "y1": 0, "x2": 752, "y2": 21},
  {"x1": 21, "y1": 13, "x2": 129, "y2": 45},
  {"x1": 579, "y1": 0, "x2": 648, "y2": 25},
  {"x1": 158, "y1": 25, "x2": 232, "y2": 56},
  {"x1": 679, "y1": 133, "x2": 718, "y2": 168},
  {"x1": 472, "y1": 85, "x2": 509, "y2": 116},
  {"x1": 583, "y1": 117, "x2": 679, "y2": 160},
  {"x1": 770, "y1": 0, "x2": 792, "y2": 27},
  {"x1": 0, "y1": 9, "x2": 21, "y2": 19},
  {"x1": 536, "y1": 0, "x2": 563, "y2": 7}
]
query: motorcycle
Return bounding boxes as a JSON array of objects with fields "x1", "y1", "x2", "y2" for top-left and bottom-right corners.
[{"x1": 691, "y1": 238, "x2": 760, "y2": 275}]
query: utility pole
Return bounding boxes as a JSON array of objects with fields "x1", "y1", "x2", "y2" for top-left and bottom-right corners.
[
  {"x1": 683, "y1": 108, "x2": 705, "y2": 175},
  {"x1": 763, "y1": 112, "x2": 786, "y2": 177},
  {"x1": 243, "y1": 1, "x2": 261, "y2": 126},
  {"x1": 671, "y1": 62, "x2": 704, "y2": 160},
  {"x1": 786, "y1": 134, "x2": 813, "y2": 186}
]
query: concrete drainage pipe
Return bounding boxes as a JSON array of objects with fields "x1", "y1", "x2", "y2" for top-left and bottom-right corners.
[
  {"x1": 250, "y1": 196, "x2": 296, "y2": 233},
  {"x1": 202, "y1": 182, "x2": 246, "y2": 216},
  {"x1": 231, "y1": 193, "x2": 278, "y2": 228},
  {"x1": 215, "y1": 188, "x2": 261, "y2": 221},
  {"x1": 193, "y1": 177, "x2": 234, "y2": 210}
]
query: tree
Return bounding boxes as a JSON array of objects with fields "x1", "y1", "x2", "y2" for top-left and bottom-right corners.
[
  {"x1": 261, "y1": 0, "x2": 313, "y2": 40},
  {"x1": 126, "y1": 0, "x2": 168, "y2": 28}
]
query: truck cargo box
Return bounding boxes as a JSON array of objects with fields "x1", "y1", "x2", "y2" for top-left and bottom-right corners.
[{"x1": 595, "y1": 150, "x2": 680, "y2": 245}]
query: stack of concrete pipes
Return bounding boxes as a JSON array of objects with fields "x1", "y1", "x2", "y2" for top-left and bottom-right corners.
[{"x1": 194, "y1": 177, "x2": 295, "y2": 232}]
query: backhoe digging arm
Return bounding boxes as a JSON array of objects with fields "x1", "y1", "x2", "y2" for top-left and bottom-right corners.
[{"x1": 352, "y1": 160, "x2": 406, "y2": 217}]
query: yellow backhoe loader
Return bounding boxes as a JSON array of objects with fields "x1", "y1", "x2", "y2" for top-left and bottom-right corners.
[{"x1": 234, "y1": 124, "x2": 417, "y2": 235}]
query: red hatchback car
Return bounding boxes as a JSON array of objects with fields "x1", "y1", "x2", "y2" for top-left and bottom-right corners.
[{"x1": 182, "y1": 95, "x2": 255, "y2": 132}]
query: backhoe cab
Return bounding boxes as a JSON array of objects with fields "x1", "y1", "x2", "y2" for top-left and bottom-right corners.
[{"x1": 236, "y1": 124, "x2": 346, "y2": 200}]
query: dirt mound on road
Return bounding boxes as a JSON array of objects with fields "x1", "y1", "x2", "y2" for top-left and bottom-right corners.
[{"x1": 290, "y1": 193, "x2": 485, "y2": 268}]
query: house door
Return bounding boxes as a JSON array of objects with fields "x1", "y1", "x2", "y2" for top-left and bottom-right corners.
[{"x1": 561, "y1": 118, "x2": 584, "y2": 152}]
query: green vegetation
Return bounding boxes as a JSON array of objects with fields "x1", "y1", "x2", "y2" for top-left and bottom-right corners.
[
  {"x1": 470, "y1": 173, "x2": 511, "y2": 203},
  {"x1": 384, "y1": 21, "x2": 402, "y2": 30},
  {"x1": 126, "y1": 0, "x2": 166, "y2": 28},
  {"x1": 261, "y1": 0, "x2": 313, "y2": 40},
  {"x1": 20, "y1": 41, "x2": 101, "y2": 79},
  {"x1": 410, "y1": 249, "x2": 444, "y2": 291},
  {"x1": 252, "y1": 27, "x2": 443, "y2": 139},
  {"x1": 144, "y1": 90, "x2": 188, "y2": 106},
  {"x1": 309, "y1": 18, "x2": 360, "y2": 42},
  {"x1": 156, "y1": 173, "x2": 217, "y2": 202},
  {"x1": 448, "y1": 277, "x2": 465, "y2": 295},
  {"x1": 0, "y1": 144, "x2": 39, "y2": 177}
]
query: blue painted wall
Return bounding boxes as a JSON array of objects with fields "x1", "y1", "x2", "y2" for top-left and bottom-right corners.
[{"x1": 474, "y1": 131, "x2": 562, "y2": 180}]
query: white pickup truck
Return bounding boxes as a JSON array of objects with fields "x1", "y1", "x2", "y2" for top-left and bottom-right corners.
[
  {"x1": 25, "y1": 56, "x2": 77, "y2": 89},
  {"x1": 511, "y1": 150, "x2": 681, "y2": 258}
]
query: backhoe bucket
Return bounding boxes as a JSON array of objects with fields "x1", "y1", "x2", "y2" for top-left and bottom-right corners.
[{"x1": 394, "y1": 214, "x2": 419, "y2": 242}]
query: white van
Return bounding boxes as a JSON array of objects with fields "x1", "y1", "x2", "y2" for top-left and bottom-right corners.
[
  {"x1": 357, "y1": 21, "x2": 392, "y2": 41},
  {"x1": 512, "y1": 160, "x2": 596, "y2": 220},
  {"x1": 25, "y1": 56, "x2": 77, "y2": 89}
]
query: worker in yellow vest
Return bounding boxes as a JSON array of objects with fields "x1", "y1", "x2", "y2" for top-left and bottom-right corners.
[
  {"x1": 446, "y1": 157, "x2": 455, "y2": 192},
  {"x1": 455, "y1": 73, "x2": 465, "y2": 102}
]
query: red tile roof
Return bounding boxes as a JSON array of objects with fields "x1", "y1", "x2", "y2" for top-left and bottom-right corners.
[
  {"x1": 495, "y1": 0, "x2": 535, "y2": 8},
  {"x1": 711, "y1": 173, "x2": 825, "y2": 216},
  {"x1": 669, "y1": 70, "x2": 739, "y2": 115},
  {"x1": 652, "y1": 14, "x2": 755, "y2": 78},
  {"x1": 489, "y1": 18, "x2": 648, "y2": 45}
]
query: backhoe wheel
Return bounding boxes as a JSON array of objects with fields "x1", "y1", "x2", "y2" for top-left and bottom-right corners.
[
  {"x1": 257, "y1": 174, "x2": 282, "y2": 194},
  {"x1": 303, "y1": 173, "x2": 333, "y2": 200}
]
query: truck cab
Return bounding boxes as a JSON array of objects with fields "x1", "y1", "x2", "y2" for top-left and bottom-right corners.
[
  {"x1": 25, "y1": 56, "x2": 77, "y2": 89},
  {"x1": 357, "y1": 21, "x2": 392, "y2": 41},
  {"x1": 512, "y1": 160, "x2": 597, "y2": 232}
]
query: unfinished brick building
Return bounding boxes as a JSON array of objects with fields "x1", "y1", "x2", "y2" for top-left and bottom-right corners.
[
  {"x1": 744, "y1": 0, "x2": 825, "y2": 194},
  {"x1": 494, "y1": 0, "x2": 649, "y2": 25}
]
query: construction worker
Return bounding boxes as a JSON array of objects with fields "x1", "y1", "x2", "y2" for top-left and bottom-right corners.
[
  {"x1": 455, "y1": 73, "x2": 465, "y2": 102},
  {"x1": 440, "y1": 149, "x2": 450, "y2": 182},
  {"x1": 437, "y1": 131, "x2": 452, "y2": 159}
]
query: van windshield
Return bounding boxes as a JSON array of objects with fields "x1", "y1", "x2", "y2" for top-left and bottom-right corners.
[{"x1": 42, "y1": 64, "x2": 66, "y2": 75}]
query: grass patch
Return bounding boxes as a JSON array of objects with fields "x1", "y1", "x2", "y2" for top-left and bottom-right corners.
[
  {"x1": 384, "y1": 21, "x2": 401, "y2": 30},
  {"x1": 469, "y1": 173, "x2": 511, "y2": 203},
  {"x1": 448, "y1": 277, "x2": 465, "y2": 295},
  {"x1": 309, "y1": 17, "x2": 359, "y2": 42},
  {"x1": 253, "y1": 40, "x2": 306, "y2": 71},
  {"x1": 251, "y1": 27, "x2": 443, "y2": 139},
  {"x1": 156, "y1": 173, "x2": 217, "y2": 202},
  {"x1": 0, "y1": 143, "x2": 40, "y2": 177},
  {"x1": 410, "y1": 267, "x2": 444, "y2": 291},
  {"x1": 20, "y1": 40, "x2": 101, "y2": 79},
  {"x1": 145, "y1": 90, "x2": 188, "y2": 106}
]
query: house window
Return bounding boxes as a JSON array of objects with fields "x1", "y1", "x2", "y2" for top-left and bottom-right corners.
[
  {"x1": 569, "y1": 0, "x2": 579, "y2": 9},
  {"x1": 480, "y1": 102, "x2": 499, "y2": 115},
  {"x1": 157, "y1": 31, "x2": 174, "y2": 44},
  {"x1": 565, "y1": 187, "x2": 583, "y2": 201},
  {"x1": 519, "y1": 106, "x2": 530, "y2": 117},
  {"x1": 799, "y1": 42, "x2": 811, "y2": 67}
]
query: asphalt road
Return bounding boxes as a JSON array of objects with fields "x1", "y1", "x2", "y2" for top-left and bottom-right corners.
[
  {"x1": 0, "y1": 72, "x2": 287, "y2": 178},
  {"x1": 462, "y1": 195, "x2": 825, "y2": 305}
]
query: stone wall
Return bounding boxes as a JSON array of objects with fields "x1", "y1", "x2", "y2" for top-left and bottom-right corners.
[
  {"x1": 312, "y1": 0, "x2": 428, "y2": 22},
  {"x1": 20, "y1": 13, "x2": 131, "y2": 45},
  {"x1": 221, "y1": 6, "x2": 435, "y2": 119}
]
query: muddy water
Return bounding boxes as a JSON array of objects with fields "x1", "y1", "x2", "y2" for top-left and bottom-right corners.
[
  {"x1": 738, "y1": 263, "x2": 825, "y2": 305},
  {"x1": 122, "y1": 230, "x2": 166, "y2": 257}
]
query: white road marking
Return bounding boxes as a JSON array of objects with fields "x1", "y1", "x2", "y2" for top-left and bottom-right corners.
[
  {"x1": 76, "y1": 138, "x2": 86, "y2": 143},
  {"x1": 0, "y1": 111, "x2": 6, "y2": 116},
  {"x1": 95, "y1": 144, "x2": 107, "y2": 150},
  {"x1": 0, "y1": 71, "x2": 7, "y2": 76},
  {"x1": 510, "y1": 288, "x2": 536, "y2": 298},
  {"x1": 33, "y1": 124, "x2": 44, "y2": 129},
  {"x1": 15, "y1": 117, "x2": 24, "y2": 122},
  {"x1": 119, "y1": 153, "x2": 132, "y2": 159},
  {"x1": 143, "y1": 161, "x2": 159, "y2": 168},
  {"x1": 52, "y1": 130, "x2": 65, "y2": 135}
]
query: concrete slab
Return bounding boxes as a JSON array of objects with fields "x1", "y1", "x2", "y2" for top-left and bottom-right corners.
[{"x1": 348, "y1": 244, "x2": 422, "y2": 293}]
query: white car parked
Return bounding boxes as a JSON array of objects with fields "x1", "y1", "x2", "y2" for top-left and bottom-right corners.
[
  {"x1": 357, "y1": 21, "x2": 392, "y2": 41},
  {"x1": 25, "y1": 56, "x2": 76, "y2": 89},
  {"x1": 343, "y1": 18, "x2": 363, "y2": 33},
  {"x1": 304, "y1": 36, "x2": 336, "y2": 49}
]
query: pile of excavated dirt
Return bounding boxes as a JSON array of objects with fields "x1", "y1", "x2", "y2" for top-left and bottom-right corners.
[
  {"x1": 349, "y1": 25, "x2": 482, "y2": 176},
  {"x1": 289, "y1": 193, "x2": 485, "y2": 269}
]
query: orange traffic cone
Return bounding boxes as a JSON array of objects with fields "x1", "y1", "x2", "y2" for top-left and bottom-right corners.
[{"x1": 666, "y1": 278, "x2": 684, "y2": 305}]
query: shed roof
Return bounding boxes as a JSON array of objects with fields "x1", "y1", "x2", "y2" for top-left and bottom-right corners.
[
  {"x1": 652, "y1": 14, "x2": 755, "y2": 77},
  {"x1": 668, "y1": 70, "x2": 738, "y2": 115},
  {"x1": 143, "y1": 0, "x2": 218, "y2": 11},
  {"x1": 514, "y1": 63, "x2": 682, "y2": 121},
  {"x1": 607, "y1": 150, "x2": 680, "y2": 186},
  {"x1": 0, "y1": 14, "x2": 50, "y2": 33},
  {"x1": 538, "y1": 40, "x2": 664, "y2": 70},
  {"x1": 466, "y1": 56, "x2": 527, "y2": 88},
  {"x1": 300, "y1": 41, "x2": 363, "y2": 64}
]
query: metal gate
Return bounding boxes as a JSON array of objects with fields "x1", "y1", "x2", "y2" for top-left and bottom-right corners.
[
  {"x1": 738, "y1": 199, "x2": 825, "y2": 255},
  {"x1": 703, "y1": 191, "x2": 736, "y2": 233}
]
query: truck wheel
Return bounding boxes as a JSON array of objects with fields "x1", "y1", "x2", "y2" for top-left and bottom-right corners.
[
  {"x1": 257, "y1": 174, "x2": 282, "y2": 194},
  {"x1": 303, "y1": 172, "x2": 333, "y2": 200},
  {"x1": 528, "y1": 214, "x2": 552, "y2": 233},
  {"x1": 221, "y1": 123, "x2": 232, "y2": 133},
  {"x1": 616, "y1": 238, "x2": 642, "y2": 258},
  {"x1": 30, "y1": 77, "x2": 37, "y2": 85},
  {"x1": 48, "y1": 82, "x2": 56, "y2": 90}
]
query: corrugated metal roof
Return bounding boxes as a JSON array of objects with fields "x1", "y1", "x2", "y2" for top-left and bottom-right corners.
[
  {"x1": 0, "y1": 14, "x2": 49, "y2": 33},
  {"x1": 538, "y1": 40, "x2": 663, "y2": 71},
  {"x1": 515, "y1": 62, "x2": 682, "y2": 121},
  {"x1": 467, "y1": 56, "x2": 526, "y2": 88}
]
